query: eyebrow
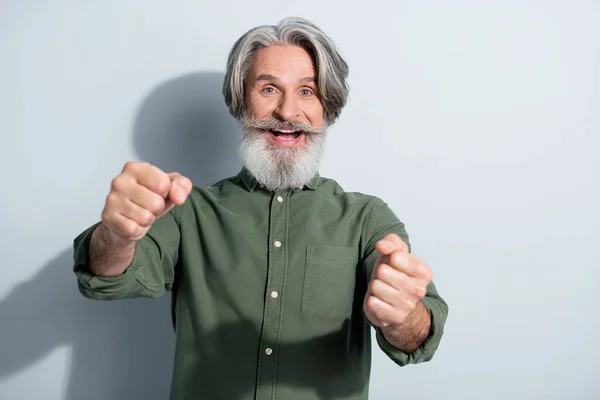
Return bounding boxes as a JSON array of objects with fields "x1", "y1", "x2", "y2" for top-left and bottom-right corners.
[{"x1": 254, "y1": 74, "x2": 315, "y2": 84}]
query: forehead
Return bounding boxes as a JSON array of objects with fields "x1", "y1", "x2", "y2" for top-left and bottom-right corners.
[{"x1": 249, "y1": 45, "x2": 316, "y2": 79}]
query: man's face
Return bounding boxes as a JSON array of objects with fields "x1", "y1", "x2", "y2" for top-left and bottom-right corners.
[
  {"x1": 239, "y1": 45, "x2": 327, "y2": 191},
  {"x1": 245, "y1": 45, "x2": 325, "y2": 142}
]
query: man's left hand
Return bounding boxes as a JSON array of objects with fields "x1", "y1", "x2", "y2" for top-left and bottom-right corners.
[{"x1": 363, "y1": 233, "x2": 432, "y2": 329}]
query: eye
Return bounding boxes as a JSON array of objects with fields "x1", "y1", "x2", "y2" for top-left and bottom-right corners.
[
  {"x1": 300, "y1": 88, "x2": 314, "y2": 97},
  {"x1": 261, "y1": 86, "x2": 277, "y2": 94}
]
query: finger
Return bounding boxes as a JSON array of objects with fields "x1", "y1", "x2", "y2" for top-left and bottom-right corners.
[
  {"x1": 389, "y1": 253, "x2": 432, "y2": 282},
  {"x1": 157, "y1": 199, "x2": 176, "y2": 218},
  {"x1": 372, "y1": 263, "x2": 412, "y2": 292},
  {"x1": 120, "y1": 199, "x2": 156, "y2": 227},
  {"x1": 126, "y1": 162, "x2": 172, "y2": 197},
  {"x1": 375, "y1": 238, "x2": 406, "y2": 256},
  {"x1": 128, "y1": 184, "x2": 167, "y2": 216},
  {"x1": 375, "y1": 240, "x2": 396, "y2": 256},
  {"x1": 380, "y1": 233, "x2": 409, "y2": 252},
  {"x1": 387, "y1": 251, "x2": 420, "y2": 277},
  {"x1": 369, "y1": 278, "x2": 405, "y2": 309},
  {"x1": 375, "y1": 235, "x2": 409, "y2": 257},
  {"x1": 364, "y1": 295, "x2": 407, "y2": 326},
  {"x1": 373, "y1": 263, "x2": 429, "y2": 302},
  {"x1": 103, "y1": 211, "x2": 145, "y2": 239},
  {"x1": 166, "y1": 172, "x2": 191, "y2": 188},
  {"x1": 166, "y1": 172, "x2": 192, "y2": 205}
]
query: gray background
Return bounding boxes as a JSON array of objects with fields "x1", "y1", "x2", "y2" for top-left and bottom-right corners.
[{"x1": 1, "y1": 1, "x2": 598, "y2": 399}]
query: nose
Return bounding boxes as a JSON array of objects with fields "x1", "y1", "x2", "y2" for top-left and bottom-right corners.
[{"x1": 274, "y1": 92, "x2": 301, "y2": 121}]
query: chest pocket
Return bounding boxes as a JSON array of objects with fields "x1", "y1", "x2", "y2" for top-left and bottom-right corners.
[{"x1": 301, "y1": 245, "x2": 358, "y2": 319}]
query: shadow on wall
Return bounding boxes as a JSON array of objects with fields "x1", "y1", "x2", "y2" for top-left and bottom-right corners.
[
  {"x1": 132, "y1": 71, "x2": 242, "y2": 185},
  {"x1": 0, "y1": 71, "x2": 241, "y2": 400}
]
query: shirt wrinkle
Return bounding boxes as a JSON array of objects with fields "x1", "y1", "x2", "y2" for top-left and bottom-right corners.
[{"x1": 72, "y1": 168, "x2": 448, "y2": 400}]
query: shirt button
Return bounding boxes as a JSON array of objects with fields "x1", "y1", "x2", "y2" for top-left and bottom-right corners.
[
  {"x1": 265, "y1": 347, "x2": 273, "y2": 356},
  {"x1": 274, "y1": 240, "x2": 282, "y2": 248},
  {"x1": 271, "y1": 291, "x2": 279, "y2": 299},
  {"x1": 277, "y1": 196, "x2": 283, "y2": 203}
]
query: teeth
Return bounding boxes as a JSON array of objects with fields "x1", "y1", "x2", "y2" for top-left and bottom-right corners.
[{"x1": 278, "y1": 129, "x2": 294, "y2": 133}]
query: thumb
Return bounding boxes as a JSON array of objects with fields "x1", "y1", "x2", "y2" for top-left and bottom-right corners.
[
  {"x1": 375, "y1": 239, "x2": 396, "y2": 256},
  {"x1": 376, "y1": 233, "x2": 409, "y2": 255},
  {"x1": 166, "y1": 172, "x2": 192, "y2": 205}
]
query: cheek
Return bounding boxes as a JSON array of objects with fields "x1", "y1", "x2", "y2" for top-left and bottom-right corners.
[
  {"x1": 247, "y1": 94, "x2": 276, "y2": 119},
  {"x1": 305, "y1": 102, "x2": 325, "y2": 125}
]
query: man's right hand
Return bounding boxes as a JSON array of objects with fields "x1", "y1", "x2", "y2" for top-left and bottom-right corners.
[{"x1": 100, "y1": 161, "x2": 192, "y2": 243}]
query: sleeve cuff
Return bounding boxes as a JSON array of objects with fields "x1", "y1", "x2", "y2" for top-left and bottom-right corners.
[
  {"x1": 373, "y1": 297, "x2": 446, "y2": 366},
  {"x1": 72, "y1": 223, "x2": 147, "y2": 300}
]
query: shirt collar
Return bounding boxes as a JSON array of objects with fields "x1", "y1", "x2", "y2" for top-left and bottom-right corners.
[{"x1": 238, "y1": 167, "x2": 320, "y2": 192}]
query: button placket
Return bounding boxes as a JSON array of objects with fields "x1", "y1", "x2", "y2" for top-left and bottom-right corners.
[{"x1": 255, "y1": 191, "x2": 289, "y2": 398}]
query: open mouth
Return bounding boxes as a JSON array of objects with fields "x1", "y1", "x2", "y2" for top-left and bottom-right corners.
[
  {"x1": 268, "y1": 129, "x2": 305, "y2": 147},
  {"x1": 269, "y1": 129, "x2": 303, "y2": 140}
]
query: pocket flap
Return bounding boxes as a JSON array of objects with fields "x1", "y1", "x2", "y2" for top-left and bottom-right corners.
[{"x1": 306, "y1": 245, "x2": 358, "y2": 268}]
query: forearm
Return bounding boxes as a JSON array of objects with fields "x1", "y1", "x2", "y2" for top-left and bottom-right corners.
[
  {"x1": 381, "y1": 300, "x2": 431, "y2": 353},
  {"x1": 89, "y1": 223, "x2": 136, "y2": 277}
]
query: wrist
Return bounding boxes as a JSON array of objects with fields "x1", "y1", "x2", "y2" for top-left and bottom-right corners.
[
  {"x1": 96, "y1": 223, "x2": 137, "y2": 250},
  {"x1": 380, "y1": 301, "x2": 431, "y2": 353}
]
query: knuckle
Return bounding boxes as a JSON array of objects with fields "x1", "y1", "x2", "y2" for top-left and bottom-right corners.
[
  {"x1": 138, "y1": 210, "x2": 155, "y2": 227},
  {"x1": 422, "y1": 265, "x2": 433, "y2": 281},
  {"x1": 154, "y1": 175, "x2": 171, "y2": 194},
  {"x1": 375, "y1": 264, "x2": 390, "y2": 281},
  {"x1": 148, "y1": 194, "x2": 166, "y2": 214},
  {"x1": 379, "y1": 320, "x2": 392, "y2": 328},
  {"x1": 105, "y1": 192, "x2": 120, "y2": 206},
  {"x1": 390, "y1": 252, "x2": 403, "y2": 267},
  {"x1": 366, "y1": 296, "x2": 380, "y2": 312},
  {"x1": 100, "y1": 210, "x2": 112, "y2": 224},
  {"x1": 370, "y1": 279, "x2": 384, "y2": 294},
  {"x1": 121, "y1": 220, "x2": 139, "y2": 237},
  {"x1": 110, "y1": 175, "x2": 125, "y2": 191},
  {"x1": 123, "y1": 161, "x2": 139, "y2": 173},
  {"x1": 415, "y1": 285, "x2": 427, "y2": 298}
]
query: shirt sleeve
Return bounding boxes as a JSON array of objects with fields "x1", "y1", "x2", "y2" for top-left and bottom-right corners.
[
  {"x1": 361, "y1": 197, "x2": 449, "y2": 367},
  {"x1": 72, "y1": 209, "x2": 181, "y2": 300}
]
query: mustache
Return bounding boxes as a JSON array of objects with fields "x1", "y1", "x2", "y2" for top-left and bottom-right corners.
[{"x1": 241, "y1": 116, "x2": 325, "y2": 136}]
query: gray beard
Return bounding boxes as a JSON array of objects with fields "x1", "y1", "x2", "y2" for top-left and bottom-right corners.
[{"x1": 239, "y1": 129, "x2": 326, "y2": 192}]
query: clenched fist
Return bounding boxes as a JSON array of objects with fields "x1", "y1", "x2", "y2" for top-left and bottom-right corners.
[
  {"x1": 364, "y1": 233, "x2": 432, "y2": 329},
  {"x1": 101, "y1": 161, "x2": 192, "y2": 242}
]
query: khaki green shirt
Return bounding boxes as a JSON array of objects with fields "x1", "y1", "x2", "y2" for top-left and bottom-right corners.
[{"x1": 73, "y1": 168, "x2": 448, "y2": 400}]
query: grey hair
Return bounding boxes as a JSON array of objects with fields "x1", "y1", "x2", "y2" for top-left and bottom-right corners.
[{"x1": 223, "y1": 17, "x2": 349, "y2": 125}]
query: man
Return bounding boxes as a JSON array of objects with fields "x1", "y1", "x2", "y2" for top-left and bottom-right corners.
[{"x1": 73, "y1": 17, "x2": 448, "y2": 400}]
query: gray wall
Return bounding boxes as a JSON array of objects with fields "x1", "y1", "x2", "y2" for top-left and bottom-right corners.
[{"x1": 1, "y1": 1, "x2": 598, "y2": 399}]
